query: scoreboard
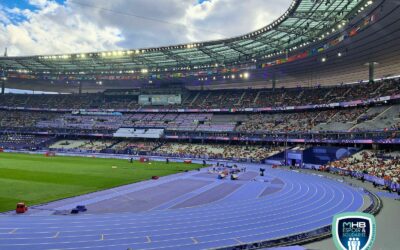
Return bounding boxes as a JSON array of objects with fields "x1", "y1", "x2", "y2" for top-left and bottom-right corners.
[{"x1": 139, "y1": 94, "x2": 181, "y2": 105}]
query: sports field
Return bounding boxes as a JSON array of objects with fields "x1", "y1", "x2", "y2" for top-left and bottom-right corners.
[{"x1": 0, "y1": 153, "x2": 199, "y2": 212}]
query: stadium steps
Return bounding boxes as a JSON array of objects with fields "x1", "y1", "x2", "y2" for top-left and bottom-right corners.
[
  {"x1": 325, "y1": 110, "x2": 340, "y2": 123},
  {"x1": 107, "y1": 141, "x2": 121, "y2": 149},
  {"x1": 311, "y1": 111, "x2": 323, "y2": 124},
  {"x1": 181, "y1": 94, "x2": 191, "y2": 105},
  {"x1": 253, "y1": 91, "x2": 262, "y2": 104},
  {"x1": 127, "y1": 100, "x2": 137, "y2": 108},
  {"x1": 189, "y1": 92, "x2": 200, "y2": 106},
  {"x1": 351, "y1": 105, "x2": 400, "y2": 131},
  {"x1": 201, "y1": 92, "x2": 212, "y2": 106},
  {"x1": 236, "y1": 91, "x2": 246, "y2": 106},
  {"x1": 371, "y1": 82, "x2": 386, "y2": 94},
  {"x1": 323, "y1": 89, "x2": 333, "y2": 99},
  {"x1": 372, "y1": 105, "x2": 395, "y2": 121},
  {"x1": 152, "y1": 141, "x2": 165, "y2": 151},
  {"x1": 297, "y1": 90, "x2": 304, "y2": 99},
  {"x1": 349, "y1": 106, "x2": 390, "y2": 131}
]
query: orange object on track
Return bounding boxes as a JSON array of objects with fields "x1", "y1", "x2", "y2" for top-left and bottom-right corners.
[{"x1": 16, "y1": 203, "x2": 28, "y2": 214}]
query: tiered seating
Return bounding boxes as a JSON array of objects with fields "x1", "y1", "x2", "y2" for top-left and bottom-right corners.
[
  {"x1": 1, "y1": 78, "x2": 399, "y2": 110},
  {"x1": 49, "y1": 140, "x2": 114, "y2": 152},
  {"x1": 113, "y1": 128, "x2": 164, "y2": 138},
  {"x1": 352, "y1": 105, "x2": 400, "y2": 131},
  {"x1": 49, "y1": 140, "x2": 90, "y2": 150},
  {"x1": 111, "y1": 141, "x2": 159, "y2": 153},
  {"x1": 237, "y1": 111, "x2": 319, "y2": 133},
  {"x1": 325, "y1": 150, "x2": 400, "y2": 184},
  {"x1": 0, "y1": 134, "x2": 51, "y2": 150},
  {"x1": 0, "y1": 111, "x2": 60, "y2": 128},
  {"x1": 37, "y1": 114, "x2": 124, "y2": 130},
  {"x1": 196, "y1": 122, "x2": 236, "y2": 132},
  {"x1": 313, "y1": 108, "x2": 368, "y2": 132},
  {"x1": 1, "y1": 78, "x2": 400, "y2": 134},
  {"x1": 155, "y1": 143, "x2": 283, "y2": 161}
]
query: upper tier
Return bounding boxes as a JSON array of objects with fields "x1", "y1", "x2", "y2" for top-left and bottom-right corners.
[
  {"x1": 1, "y1": 78, "x2": 399, "y2": 112},
  {"x1": 0, "y1": 0, "x2": 365, "y2": 72}
]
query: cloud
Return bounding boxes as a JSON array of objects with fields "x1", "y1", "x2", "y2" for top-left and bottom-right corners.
[{"x1": 0, "y1": 0, "x2": 291, "y2": 56}]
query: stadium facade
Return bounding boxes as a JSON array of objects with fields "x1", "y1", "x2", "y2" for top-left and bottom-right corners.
[
  {"x1": 1, "y1": 0, "x2": 399, "y2": 92},
  {"x1": 0, "y1": 0, "x2": 399, "y2": 148},
  {"x1": 0, "y1": 1, "x2": 399, "y2": 249}
]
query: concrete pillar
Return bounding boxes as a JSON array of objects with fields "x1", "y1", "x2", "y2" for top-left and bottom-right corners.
[
  {"x1": 272, "y1": 70, "x2": 276, "y2": 91},
  {"x1": 369, "y1": 62, "x2": 375, "y2": 83},
  {"x1": 78, "y1": 81, "x2": 82, "y2": 94},
  {"x1": 1, "y1": 78, "x2": 5, "y2": 95}
]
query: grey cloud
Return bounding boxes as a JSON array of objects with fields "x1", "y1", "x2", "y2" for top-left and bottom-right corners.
[{"x1": 0, "y1": 0, "x2": 292, "y2": 56}]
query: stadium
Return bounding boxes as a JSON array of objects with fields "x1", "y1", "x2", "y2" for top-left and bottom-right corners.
[{"x1": 0, "y1": 0, "x2": 399, "y2": 249}]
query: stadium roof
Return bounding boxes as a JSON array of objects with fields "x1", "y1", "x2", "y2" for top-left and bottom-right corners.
[{"x1": 0, "y1": 0, "x2": 368, "y2": 75}]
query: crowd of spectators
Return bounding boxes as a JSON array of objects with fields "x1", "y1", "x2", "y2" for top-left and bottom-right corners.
[
  {"x1": 1, "y1": 79, "x2": 399, "y2": 110},
  {"x1": 324, "y1": 150, "x2": 400, "y2": 189},
  {"x1": 49, "y1": 139, "x2": 115, "y2": 153},
  {"x1": 155, "y1": 143, "x2": 282, "y2": 162},
  {"x1": 0, "y1": 136, "x2": 283, "y2": 162},
  {"x1": 110, "y1": 141, "x2": 160, "y2": 154},
  {"x1": 1, "y1": 78, "x2": 400, "y2": 135},
  {"x1": 0, "y1": 134, "x2": 53, "y2": 150},
  {"x1": 1, "y1": 104, "x2": 399, "y2": 134},
  {"x1": 0, "y1": 111, "x2": 58, "y2": 128},
  {"x1": 236, "y1": 108, "x2": 381, "y2": 133}
]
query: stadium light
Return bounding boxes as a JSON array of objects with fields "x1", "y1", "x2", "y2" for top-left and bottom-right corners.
[
  {"x1": 321, "y1": 57, "x2": 327, "y2": 62},
  {"x1": 338, "y1": 52, "x2": 342, "y2": 57},
  {"x1": 243, "y1": 72, "x2": 249, "y2": 79}
]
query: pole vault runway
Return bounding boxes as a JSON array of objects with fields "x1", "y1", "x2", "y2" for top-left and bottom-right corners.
[{"x1": 0, "y1": 164, "x2": 365, "y2": 250}]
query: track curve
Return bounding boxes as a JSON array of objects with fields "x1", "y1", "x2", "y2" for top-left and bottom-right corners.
[{"x1": 0, "y1": 165, "x2": 364, "y2": 250}]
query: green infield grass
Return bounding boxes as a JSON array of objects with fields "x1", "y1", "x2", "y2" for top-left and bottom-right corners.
[{"x1": 0, "y1": 153, "x2": 199, "y2": 212}]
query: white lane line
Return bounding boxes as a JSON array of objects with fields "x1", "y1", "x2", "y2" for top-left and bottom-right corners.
[
  {"x1": 234, "y1": 238, "x2": 244, "y2": 244},
  {"x1": 8, "y1": 229, "x2": 17, "y2": 234},
  {"x1": 0, "y1": 181, "x2": 302, "y2": 238},
  {"x1": 2, "y1": 181, "x2": 301, "y2": 233},
  {"x1": 52, "y1": 232, "x2": 60, "y2": 238},
  {"x1": 4, "y1": 168, "x2": 291, "y2": 224},
  {"x1": 0, "y1": 182, "x2": 315, "y2": 245},
  {"x1": 0, "y1": 173, "x2": 362, "y2": 247},
  {"x1": 4, "y1": 176, "x2": 293, "y2": 229},
  {"x1": 2, "y1": 183, "x2": 296, "y2": 230},
  {"x1": 0, "y1": 179, "x2": 360, "y2": 249}
]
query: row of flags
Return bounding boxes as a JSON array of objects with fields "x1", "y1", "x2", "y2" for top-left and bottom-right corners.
[{"x1": 262, "y1": 12, "x2": 378, "y2": 68}]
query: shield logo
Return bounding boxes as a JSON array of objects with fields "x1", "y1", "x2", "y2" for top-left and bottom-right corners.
[{"x1": 332, "y1": 212, "x2": 376, "y2": 250}]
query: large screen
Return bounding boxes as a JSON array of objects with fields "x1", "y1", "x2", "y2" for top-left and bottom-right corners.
[{"x1": 138, "y1": 94, "x2": 181, "y2": 105}]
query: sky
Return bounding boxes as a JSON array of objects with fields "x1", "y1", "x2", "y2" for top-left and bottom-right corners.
[{"x1": 0, "y1": 0, "x2": 291, "y2": 56}]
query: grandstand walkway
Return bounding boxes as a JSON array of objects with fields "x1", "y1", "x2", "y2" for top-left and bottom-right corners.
[{"x1": 0, "y1": 164, "x2": 365, "y2": 250}]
